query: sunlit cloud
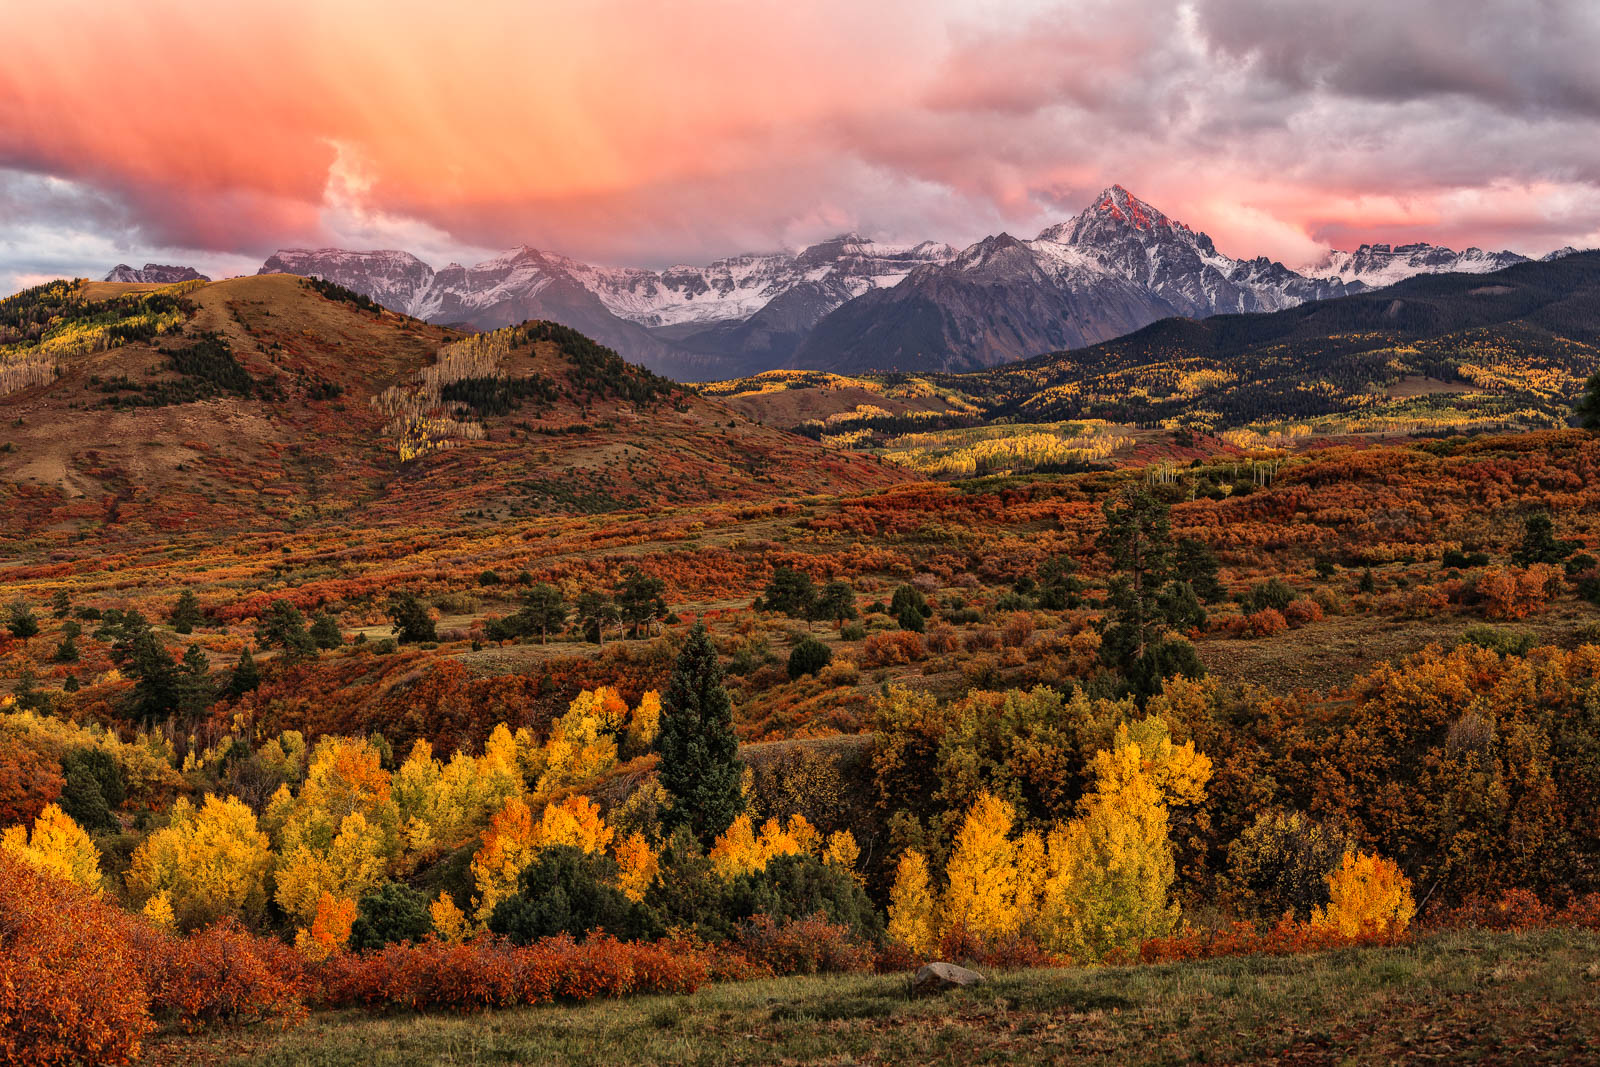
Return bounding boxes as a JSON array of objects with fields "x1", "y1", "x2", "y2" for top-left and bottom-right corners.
[{"x1": 2, "y1": 0, "x2": 1598, "y2": 290}]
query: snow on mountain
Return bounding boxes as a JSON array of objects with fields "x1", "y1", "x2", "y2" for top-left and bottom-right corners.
[
  {"x1": 258, "y1": 249, "x2": 436, "y2": 317},
  {"x1": 105, "y1": 263, "x2": 209, "y2": 284},
  {"x1": 250, "y1": 190, "x2": 1572, "y2": 379},
  {"x1": 1314, "y1": 242, "x2": 1529, "y2": 289}
]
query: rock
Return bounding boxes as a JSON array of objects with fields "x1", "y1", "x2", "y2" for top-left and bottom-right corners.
[{"x1": 912, "y1": 961, "x2": 985, "y2": 996}]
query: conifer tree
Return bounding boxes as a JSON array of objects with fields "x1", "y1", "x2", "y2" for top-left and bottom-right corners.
[
  {"x1": 227, "y1": 646, "x2": 261, "y2": 698},
  {"x1": 657, "y1": 624, "x2": 745, "y2": 843},
  {"x1": 170, "y1": 589, "x2": 204, "y2": 634}
]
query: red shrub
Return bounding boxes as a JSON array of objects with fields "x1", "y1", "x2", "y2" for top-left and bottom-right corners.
[
  {"x1": 1283, "y1": 597, "x2": 1324, "y2": 627},
  {"x1": 315, "y1": 935, "x2": 710, "y2": 1013},
  {"x1": 734, "y1": 914, "x2": 873, "y2": 976},
  {"x1": 1438, "y1": 889, "x2": 1554, "y2": 931},
  {"x1": 129, "y1": 918, "x2": 307, "y2": 1029},
  {"x1": 0, "y1": 856, "x2": 153, "y2": 1066},
  {"x1": 935, "y1": 925, "x2": 1061, "y2": 969},
  {"x1": 1136, "y1": 919, "x2": 1407, "y2": 965},
  {"x1": 0, "y1": 735, "x2": 64, "y2": 827}
]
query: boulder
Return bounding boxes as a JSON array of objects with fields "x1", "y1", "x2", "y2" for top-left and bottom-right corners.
[{"x1": 912, "y1": 961, "x2": 985, "y2": 996}]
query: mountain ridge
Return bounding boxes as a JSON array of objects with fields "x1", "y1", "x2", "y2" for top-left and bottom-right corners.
[{"x1": 233, "y1": 188, "x2": 1571, "y2": 379}]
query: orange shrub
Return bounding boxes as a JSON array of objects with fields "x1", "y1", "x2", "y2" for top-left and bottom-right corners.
[
  {"x1": 1246, "y1": 608, "x2": 1288, "y2": 636},
  {"x1": 861, "y1": 631, "x2": 927, "y2": 668},
  {"x1": 1001, "y1": 612, "x2": 1035, "y2": 648},
  {"x1": 0, "y1": 855, "x2": 153, "y2": 1066},
  {"x1": 1476, "y1": 564, "x2": 1563, "y2": 619}
]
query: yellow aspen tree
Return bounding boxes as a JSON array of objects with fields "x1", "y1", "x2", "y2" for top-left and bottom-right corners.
[
  {"x1": 125, "y1": 794, "x2": 272, "y2": 929},
  {"x1": 471, "y1": 796, "x2": 537, "y2": 921},
  {"x1": 1311, "y1": 850, "x2": 1416, "y2": 936},
  {"x1": 530, "y1": 794, "x2": 614, "y2": 853},
  {"x1": 1037, "y1": 724, "x2": 1195, "y2": 960},
  {"x1": 710, "y1": 814, "x2": 762, "y2": 879},
  {"x1": 535, "y1": 696, "x2": 619, "y2": 793},
  {"x1": 275, "y1": 810, "x2": 389, "y2": 924},
  {"x1": 430, "y1": 892, "x2": 469, "y2": 942},
  {"x1": 626, "y1": 690, "x2": 662, "y2": 753},
  {"x1": 1, "y1": 803, "x2": 102, "y2": 891},
  {"x1": 823, "y1": 830, "x2": 862, "y2": 884},
  {"x1": 942, "y1": 791, "x2": 1021, "y2": 941},
  {"x1": 142, "y1": 891, "x2": 177, "y2": 930},
  {"x1": 888, "y1": 849, "x2": 939, "y2": 955},
  {"x1": 615, "y1": 831, "x2": 660, "y2": 902}
]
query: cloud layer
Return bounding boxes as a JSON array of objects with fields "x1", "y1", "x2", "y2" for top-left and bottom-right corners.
[{"x1": 3, "y1": 0, "x2": 1599, "y2": 290}]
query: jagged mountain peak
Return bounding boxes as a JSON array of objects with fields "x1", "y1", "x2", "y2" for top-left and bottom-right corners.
[
  {"x1": 1086, "y1": 184, "x2": 1192, "y2": 234},
  {"x1": 105, "y1": 263, "x2": 210, "y2": 284}
]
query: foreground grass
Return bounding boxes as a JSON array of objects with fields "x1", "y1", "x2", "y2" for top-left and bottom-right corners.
[{"x1": 153, "y1": 929, "x2": 1600, "y2": 1066}]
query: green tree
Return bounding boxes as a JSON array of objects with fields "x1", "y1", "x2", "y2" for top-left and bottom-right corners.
[
  {"x1": 177, "y1": 643, "x2": 213, "y2": 717},
  {"x1": 615, "y1": 565, "x2": 667, "y2": 638},
  {"x1": 348, "y1": 882, "x2": 434, "y2": 951},
  {"x1": 811, "y1": 581, "x2": 858, "y2": 628},
  {"x1": 1098, "y1": 488, "x2": 1173, "y2": 669},
  {"x1": 487, "y1": 846, "x2": 652, "y2": 944},
  {"x1": 49, "y1": 590, "x2": 71, "y2": 620},
  {"x1": 226, "y1": 646, "x2": 261, "y2": 699},
  {"x1": 53, "y1": 621, "x2": 81, "y2": 664},
  {"x1": 117, "y1": 623, "x2": 180, "y2": 724},
  {"x1": 1174, "y1": 538, "x2": 1225, "y2": 603},
  {"x1": 1035, "y1": 556, "x2": 1085, "y2": 610},
  {"x1": 1512, "y1": 512, "x2": 1578, "y2": 567},
  {"x1": 522, "y1": 583, "x2": 567, "y2": 643},
  {"x1": 1576, "y1": 369, "x2": 1600, "y2": 430},
  {"x1": 385, "y1": 592, "x2": 437, "y2": 644},
  {"x1": 57, "y1": 748, "x2": 125, "y2": 833},
  {"x1": 257, "y1": 600, "x2": 316, "y2": 661},
  {"x1": 6, "y1": 600, "x2": 39, "y2": 642},
  {"x1": 658, "y1": 625, "x2": 745, "y2": 843},
  {"x1": 574, "y1": 590, "x2": 620, "y2": 646},
  {"x1": 309, "y1": 612, "x2": 343, "y2": 650},
  {"x1": 759, "y1": 567, "x2": 816, "y2": 619},
  {"x1": 787, "y1": 634, "x2": 832, "y2": 680},
  {"x1": 170, "y1": 590, "x2": 204, "y2": 635}
]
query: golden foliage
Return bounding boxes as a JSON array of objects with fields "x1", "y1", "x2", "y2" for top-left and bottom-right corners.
[
  {"x1": 1, "y1": 803, "x2": 102, "y2": 892},
  {"x1": 1311, "y1": 850, "x2": 1416, "y2": 936}
]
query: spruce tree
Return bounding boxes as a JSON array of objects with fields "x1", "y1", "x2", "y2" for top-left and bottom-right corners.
[
  {"x1": 657, "y1": 624, "x2": 745, "y2": 843},
  {"x1": 227, "y1": 646, "x2": 261, "y2": 698},
  {"x1": 170, "y1": 589, "x2": 204, "y2": 634}
]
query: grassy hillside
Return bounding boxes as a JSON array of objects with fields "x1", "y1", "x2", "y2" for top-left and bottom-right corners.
[
  {"x1": 150, "y1": 928, "x2": 1600, "y2": 1065},
  {"x1": 0, "y1": 276, "x2": 909, "y2": 544},
  {"x1": 704, "y1": 253, "x2": 1600, "y2": 473}
]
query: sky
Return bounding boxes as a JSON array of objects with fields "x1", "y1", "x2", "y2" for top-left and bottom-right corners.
[{"x1": 4, "y1": 0, "x2": 1600, "y2": 293}]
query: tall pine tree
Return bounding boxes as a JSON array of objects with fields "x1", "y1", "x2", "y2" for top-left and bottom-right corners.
[{"x1": 657, "y1": 624, "x2": 744, "y2": 843}]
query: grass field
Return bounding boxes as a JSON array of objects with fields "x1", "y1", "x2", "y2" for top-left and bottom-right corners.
[{"x1": 148, "y1": 929, "x2": 1600, "y2": 1065}]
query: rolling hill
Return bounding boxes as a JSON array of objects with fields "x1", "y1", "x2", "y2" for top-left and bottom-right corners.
[
  {"x1": 0, "y1": 274, "x2": 910, "y2": 548},
  {"x1": 709, "y1": 251, "x2": 1600, "y2": 459}
]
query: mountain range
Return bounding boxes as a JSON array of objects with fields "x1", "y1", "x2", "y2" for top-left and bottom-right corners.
[
  {"x1": 135, "y1": 187, "x2": 1572, "y2": 379},
  {"x1": 104, "y1": 263, "x2": 210, "y2": 284}
]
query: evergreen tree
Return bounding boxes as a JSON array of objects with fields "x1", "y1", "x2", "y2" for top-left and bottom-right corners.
[
  {"x1": 574, "y1": 590, "x2": 620, "y2": 645},
  {"x1": 811, "y1": 580, "x2": 858, "y2": 628},
  {"x1": 49, "y1": 590, "x2": 71, "y2": 620},
  {"x1": 5, "y1": 600, "x2": 38, "y2": 642},
  {"x1": 385, "y1": 592, "x2": 437, "y2": 644},
  {"x1": 614, "y1": 566, "x2": 667, "y2": 638},
  {"x1": 1097, "y1": 488, "x2": 1206, "y2": 695},
  {"x1": 53, "y1": 621, "x2": 81, "y2": 664},
  {"x1": 1174, "y1": 538, "x2": 1225, "y2": 603},
  {"x1": 1577, "y1": 369, "x2": 1600, "y2": 431},
  {"x1": 1512, "y1": 512, "x2": 1578, "y2": 566},
  {"x1": 177, "y1": 643, "x2": 213, "y2": 717},
  {"x1": 1034, "y1": 556, "x2": 1085, "y2": 610},
  {"x1": 657, "y1": 625, "x2": 745, "y2": 843},
  {"x1": 170, "y1": 589, "x2": 204, "y2": 635},
  {"x1": 309, "y1": 612, "x2": 343, "y2": 650},
  {"x1": 890, "y1": 585, "x2": 930, "y2": 632},
  {"x1": 125, "y1": 628, "x2": 181, "y2": 723},
  {"x1": 787, "y1": 634, "x2": 832, "y2": 679},
  {"x1": 257, "y1": 599, "x2": 316, "y2": 661},
  {"x1": 226, "y1": 646, "x2": 261, "y2": 699},
  {"x1": 522, "y1": 583, "x2": 568, "y2": 643},
  {"x1": 758, "y1": 567, "x2": 815, "y2": 618}
]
